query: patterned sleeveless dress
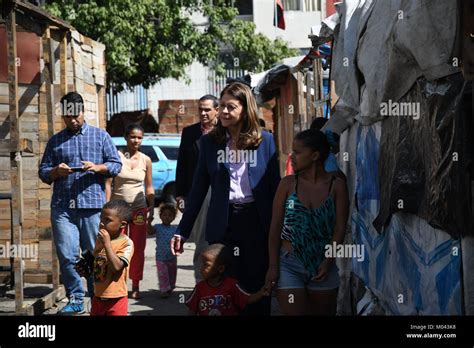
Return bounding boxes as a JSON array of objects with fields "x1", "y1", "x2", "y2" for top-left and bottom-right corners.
[{"x1": 281, "y1": 175, "x2": 336, "y2": 276}]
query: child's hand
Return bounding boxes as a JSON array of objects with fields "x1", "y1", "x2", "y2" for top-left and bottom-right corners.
[
  {"x1": 248, "y1": 286, "x2": 271, "y2": 304},
  {"x1": 74, "y1": 261, "x2": 87, "y2": 277},
  {"x1": 256, "y1": 286, "x2": 270, "y2": 298},
  {"x1": 147, "y1": 223, "x2": 154, "y2": 236},
  {"x1": 98, "y1": 229, "x2": 111, "y2": 246},
  {"x1": 260, "y1": 286, "x2": 271, "y2": 297}
]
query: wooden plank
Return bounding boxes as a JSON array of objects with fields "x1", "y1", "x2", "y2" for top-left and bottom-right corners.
[
  {"x1": 43, "y1": 28, "x2": 55, "y2": 138},
  {"x1": 60, "y1": 33, "x2": 67, "y2": 96},
  {"x1": 97, "y1": 85, "x2": 106, "y2": 129},
  {"x1": 75, "y1": 77, "x2": 84, "y2": 94},
  {"x1": 70, "y1": 30, "x2": 81, "y2": 42},
  {"x1": 0, "y1": 140, "x2": 11, "y2": 155},
  {"x1": 14, "y1": 0, "x2": 74, "y2": 31},
  {"x1": 20, "y1": 285, "x2": 66, "y2": 316},
  {"x1": 84, "y1": 68, "x2": 94, "y2": 85},
  {"x1": 15, "y1": 12, "x2": 44, "y2": 36},
  {"x1": 0, "y1": 94, "x2": 38, "y2": 105},
  {"x1": 94, "y1": 75, "x2": 105, "y2": 87},
  {"x1": 0, "y1": 104, "x2": 37, "y2": 113},
  {"x1": 305, "y1": 72, "x2": 312, "y2": 129},
  {"x1": 6, "y1": 9, "x2": 24, "y2": 314},
  {"x1": 330, "y1": 80, "x2": 339, "y2": 109},
  {"x1": 297, "y1": 71, "x2": 305, "y2": 135},
  {"x1": 317, "y1": 59, "x2": 324, "y2": 118},
  {"x1": 85, "y1": 83, "x2": 97, "y2": 95},
  {"x1": 313, "y1": 59, "x2": 320, "y2": 118}
]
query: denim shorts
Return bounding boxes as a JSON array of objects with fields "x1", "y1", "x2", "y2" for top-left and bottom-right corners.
[{"x1": 277, "y1": 249, "x2": 340, "y2": 291}]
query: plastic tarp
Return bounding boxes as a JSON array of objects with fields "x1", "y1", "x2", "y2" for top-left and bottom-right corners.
[
  {"x1": 321, "y1": 0, "x2": 472, "y2": 314},
  {"x1": 374, "y1": 75, "x2": 472, "y2": 238},
  {"x1": 347, "y1": 122, "x2": 462, "y2": 315}
]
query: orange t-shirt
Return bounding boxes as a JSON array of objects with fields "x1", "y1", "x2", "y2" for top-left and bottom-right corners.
[{"x1": 93, "y1": 234, "x2": 134, "y2": 298}]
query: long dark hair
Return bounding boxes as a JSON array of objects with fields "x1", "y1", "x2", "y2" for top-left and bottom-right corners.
[
  {"x1": 210, "y1": 82, "x2": 262, "y2": 149},
  {"x1": 295, "y1": 129, "x2": 330, "y2": 163}
]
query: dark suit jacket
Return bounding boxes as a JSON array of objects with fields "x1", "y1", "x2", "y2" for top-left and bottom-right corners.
[
  {"x1": 177, "y1": 130, "x2": 281, "y2": 243},
  {"x1": 175, "y1": 122, "x2": 203, "y2": 198}
]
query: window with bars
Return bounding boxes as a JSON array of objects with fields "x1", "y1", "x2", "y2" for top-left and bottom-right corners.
[
  {"x1": 282, "y1": 0, "x2": 320, "y2": 11},
  {"x1": 283, "y1": 0, "x2": 300, "y2": 11},
  {"x1": 235, "y1": 0, "x2": 253, "y2": 15},
  {"x1": 304, "y1": 0, "x2": 320, "y2": 12}
]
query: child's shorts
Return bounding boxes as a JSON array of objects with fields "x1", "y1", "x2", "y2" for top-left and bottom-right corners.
[
  {"x1": 276, "y1": 249, "x2": 340, "y2": 291},
  {"x1": 90, "y1": 296, "x2": 128, "y2": 316}
]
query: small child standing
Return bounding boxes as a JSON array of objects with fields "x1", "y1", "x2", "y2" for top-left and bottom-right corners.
[
  {"x1": 90, "y1": 200, "x2": 134, "y2": 316},
  {"x1": 186, "y1": 244, "x2": 269, "y2": 316},
  {"x1": 152, "y1": 204, "x2": 178, "y2": 298}
]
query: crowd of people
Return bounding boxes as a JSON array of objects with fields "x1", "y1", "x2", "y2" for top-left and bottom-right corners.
[{"x1": 39, "y1": 83, "x2": 349, "y2": 316}]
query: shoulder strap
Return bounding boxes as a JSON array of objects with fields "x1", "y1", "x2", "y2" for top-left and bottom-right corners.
[
  {"x1": 140, "y1": 151, "x2": 148, "y2": 167},
  {"x1": 294, "y1": 174, "x2": 299, "y2": 194}
]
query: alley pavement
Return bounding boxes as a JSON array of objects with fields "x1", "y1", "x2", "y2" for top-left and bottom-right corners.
[{"x1": 47, "y1": 209, "x2": 281, "y2": 315}]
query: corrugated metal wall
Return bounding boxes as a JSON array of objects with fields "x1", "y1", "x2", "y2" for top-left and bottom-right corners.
[{"x1": 106, "y1": 85, "x2": 148, "y2": 120}]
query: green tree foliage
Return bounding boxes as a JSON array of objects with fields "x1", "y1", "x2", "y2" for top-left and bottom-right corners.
[{"x1": 44, "y1": 0, "x2": 298, "y2": 91}]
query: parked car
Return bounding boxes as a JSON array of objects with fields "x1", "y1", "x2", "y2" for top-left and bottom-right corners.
[{"x1": 111, "y1": 133, "x2": 180, "y2": 206}]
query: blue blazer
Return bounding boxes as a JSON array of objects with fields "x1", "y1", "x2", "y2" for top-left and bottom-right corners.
[{"x1": 177, "y1": 130, "x2": 281, "y2": 243}]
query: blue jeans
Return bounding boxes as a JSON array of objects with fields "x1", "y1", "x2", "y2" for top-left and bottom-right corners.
[
  {"x1": 51, "y1": 208, "x2": 100, "y2": 304},
  {"x1": 277, "y1": 249, "x2": 340, "y2": 291}
]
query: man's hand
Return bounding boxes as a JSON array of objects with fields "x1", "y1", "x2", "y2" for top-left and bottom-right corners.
[
  {"x1": 176, "y1": 196, "x2": 185, "y2": 213},
  {"x1": 81, "y1": 160, "x2": 98, "y2": 172},
  {"x1": 55, "y1": 163, "x2": 73, "y2": 177},
  {"x1": 170, "y1": 235, "x2": 184, "y2": 256}
]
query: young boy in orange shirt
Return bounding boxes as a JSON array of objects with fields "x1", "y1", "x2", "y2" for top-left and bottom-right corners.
[{"x1": 90, "y1": 200, "x2": 134, "y2": 316}]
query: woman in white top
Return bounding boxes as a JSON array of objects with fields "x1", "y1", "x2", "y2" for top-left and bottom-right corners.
[{"x1": 105, "y1": 124, "x2": 154, "y2": 299}]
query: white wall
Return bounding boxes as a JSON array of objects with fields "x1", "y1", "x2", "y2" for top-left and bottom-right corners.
[
  {"x1": 147, "y1": 0, "x2": 323, "y2": 106},
  {"x1": 253, "y1": 0, "x2": 322, "y2": 49},
  {"x1": 147, "y1": 61, "x2": 210, "y2": 104}
]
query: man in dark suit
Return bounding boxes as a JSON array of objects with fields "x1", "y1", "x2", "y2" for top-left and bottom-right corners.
[{"x1": 175, "y1": 95, "x2": 219, "y2": 281}]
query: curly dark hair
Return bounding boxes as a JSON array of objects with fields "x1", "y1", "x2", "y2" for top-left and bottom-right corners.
[
  {"x1": 159, "y1": 203, "x2": 177, "y2": 218},
  {"x1": 102, "y1": 200, "x2": 133, "y2": 223}
]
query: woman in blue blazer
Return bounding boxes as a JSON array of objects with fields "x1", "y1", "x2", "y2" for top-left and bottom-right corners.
[{"x1": 171, "y1": 82, "x2": 280, "y2": 315}]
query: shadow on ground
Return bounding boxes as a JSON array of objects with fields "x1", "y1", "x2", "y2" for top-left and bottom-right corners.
[{"x1": 128, "y1": 289, "x2": 193, "y2": 315}]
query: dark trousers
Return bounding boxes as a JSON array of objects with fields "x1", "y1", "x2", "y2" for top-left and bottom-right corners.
[{"x1": 213, "y1": 203, "x2": 270, "y2": 316}]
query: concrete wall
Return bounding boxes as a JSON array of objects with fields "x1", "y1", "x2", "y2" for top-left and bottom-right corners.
[
  {"x1": 148, "y1": 62, "x2": 210, "y2": 107},
  {"x1": 253, "y1": 0, "x2": 322, "y2": 49}
]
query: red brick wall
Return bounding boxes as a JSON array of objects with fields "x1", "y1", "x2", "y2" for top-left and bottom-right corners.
[
  {"x1": 326, "y1": 0, "x2": 337, "y2": 17},
  {"x1": 158, "y1": 99, "x2": 276, "y2": 134},
  {"x1": 158, "y1": 99, "x2": 200, "y2": 134}
]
